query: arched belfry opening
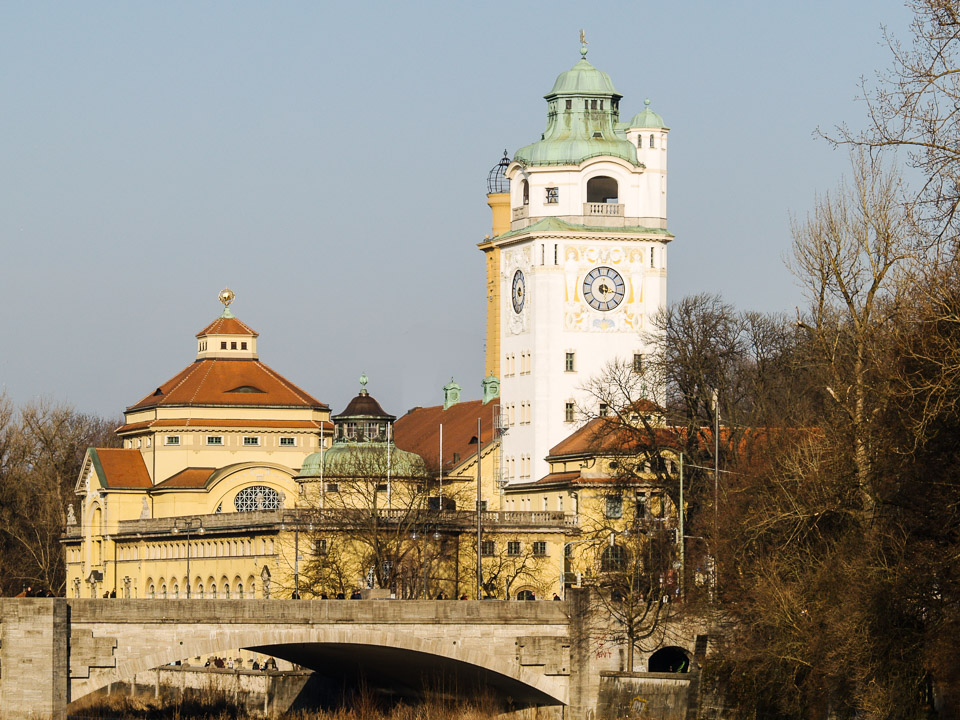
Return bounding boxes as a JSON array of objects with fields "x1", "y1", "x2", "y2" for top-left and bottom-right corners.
[
  {"x1": 648, "y1": 646, "x2": 690, "y2": 673},
  {"x1": 587, "y1": 176, "x2": 618, "y2": 203},
  {"x1": 521, "y1": 179, "x2": 530, "y2": 205}
]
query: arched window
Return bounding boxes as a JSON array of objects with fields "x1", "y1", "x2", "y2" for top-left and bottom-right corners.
[
  {"x1": 224, "y1": 583, "x2": 231, "y2": 599},
  {"x1": 649, "y1": 134, "x2": 655, "y2": 149},
  {"x1": 586, "y1": 176, "x2": 618, "y2": 204},
  {"x1": 521, "y1": 179, "x2": 529, "y2": 206},
  {"x1": 236, "y1": 583, "x2": 244, "y2": 599},
  {"x1": 197, "y1": 583, "x2": 204, "y2": 599},
  {"x1": 517, "y1": 589, "x2": 536, "y2": 601},
  {"x1": 173, "y1": 584, "x2": 179, "y2": 599},
  {"x1": 601, "y1": 545, "x2": 628, "y2": 572},
  {"x1": 148, "y1": 584, "x2": 155, "y2": 599},
  {"x1": 210, "y1": 583, "x2": 217, "y2": 598},
  {"x1": 160, "y1": 584, "x2": 167, "y2": 599},
  {"x1": 234, "y1": 486, "x2": 282, "y2": 512}
]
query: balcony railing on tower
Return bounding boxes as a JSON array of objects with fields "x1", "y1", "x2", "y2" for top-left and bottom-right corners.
[{"x1": 584, "y1": 203, "x2": 624, "y2": 217}]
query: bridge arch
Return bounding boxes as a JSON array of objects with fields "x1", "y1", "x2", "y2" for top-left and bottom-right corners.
[{"x1": 72, "y1": 624, "x2": 569, "y2": 707}]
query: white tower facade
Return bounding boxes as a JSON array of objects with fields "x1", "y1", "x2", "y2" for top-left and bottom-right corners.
[{"x1": 482, "y1": 49, "x2": 672, "y2": 483}]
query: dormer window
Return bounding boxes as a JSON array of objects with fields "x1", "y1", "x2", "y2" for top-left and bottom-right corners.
[
  {"x1": 231, "y1": 342, "x2": 237, "y2": 350},
  {"x1": 221, "y1": 341, "x2": 227, "y2": 350},
  {"x1": 241, "y1": 342, "x2": 247, "y2": 350}
]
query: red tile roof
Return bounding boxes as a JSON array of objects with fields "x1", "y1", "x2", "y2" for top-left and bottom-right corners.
[
  {"x1": 195, "y1": 316, "x2": 259, "y2": 337},
  {"x1": 92, "y1": 448, "x2": 152, "y2": 489},
  {"x1": 547, "y1": 415, "x2": 678, "y2": 458},
  {"x1": 116, "y1": 418, "x2": 331, "y2": 434},
  {"x1": 153, "y1": 468, "x2": 217, "y2": 489},
  {"x1": 126, "y1": 359, "x2": 327, "y2": 412},
  {"x1": 393, "y1": 399, "x2": 499, "y2": 472}
]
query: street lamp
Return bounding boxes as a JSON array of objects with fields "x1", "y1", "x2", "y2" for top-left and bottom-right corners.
[
  {"x1": 171, "y1": 518, "x2": 204, "y2": 599},
  {"x1": 280, "y1": 512, "x2": 311, "y2": 599}
]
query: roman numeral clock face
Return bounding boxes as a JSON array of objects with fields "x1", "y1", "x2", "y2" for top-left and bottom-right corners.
[
  {"x1": 512, "y1": 269, "x2": 525, "y2": 313},
  {"x1": 583, "y1": 266, "x2": 625, "y2": 311}
]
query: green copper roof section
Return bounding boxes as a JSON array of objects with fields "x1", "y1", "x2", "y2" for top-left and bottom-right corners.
[
  {"x1": 494, "y1": 216, "x2": 674, "y2": 241},
  {"x1": 629, "y1": 99, "x2": 668, "y2": 129},
  {"x1": 547, "y1": 58, "x2": 620, "y2": 97},
  {"x1": 298, "y1": 442, "x2": 426, "y2": 480},
  {"x1": 514, "y1": 56, "x2": 639, "y2": 167}
]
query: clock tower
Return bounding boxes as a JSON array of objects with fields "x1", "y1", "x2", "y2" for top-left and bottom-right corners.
[{"x1": 479, "y1": 43, "x2": 672, "y2": 483}]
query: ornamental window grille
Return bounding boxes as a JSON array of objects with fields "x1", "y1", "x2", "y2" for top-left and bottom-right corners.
[{"x1": 234, "y1": 485, "x2": 282, "y2": 512}]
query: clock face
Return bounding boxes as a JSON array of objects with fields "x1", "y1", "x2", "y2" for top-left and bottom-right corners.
[
  {"x1": 583, "y1": 266, "x2": 625, "y2": 311},
  {"x1": 512, "y1": 269, "x2": 525, "y2": 314}
]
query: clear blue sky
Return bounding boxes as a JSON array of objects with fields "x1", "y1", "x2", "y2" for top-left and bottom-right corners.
[{"x1": 0, "y1": 1, "x2": 914, "y2": 419}]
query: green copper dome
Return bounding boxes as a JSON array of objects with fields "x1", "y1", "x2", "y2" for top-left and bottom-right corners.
[
  {"x1": 298, "y1": 443, "x2": 425, "y2": 480},
  {"x1": 629, "y1": 99, "x2": 667, "y2": 129},
  {"x1": 548, "y1": 58, "x2": 619, "y2": 97},
  {"x1": 514, "y1": 56, "x2": 640, "y2": 167}
]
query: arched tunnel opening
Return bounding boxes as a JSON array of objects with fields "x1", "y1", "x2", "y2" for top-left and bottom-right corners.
[
  {"x1": 247, "y1": 642, "x2": 564, "y2": 712},
  {"x1": 647, "y1": 646, "x2": 690, "y2": 673}
]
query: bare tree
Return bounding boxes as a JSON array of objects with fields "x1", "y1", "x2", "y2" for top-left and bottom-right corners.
[
  {"x1": 0, "y1": 395, "x2": 118, "y2": 595},
  {"x1": 790, "y1": 150, "x2": 911, "y2": 521},
  {"x1": 830, "y1": 0, "x2": 960, "y2": 245}
]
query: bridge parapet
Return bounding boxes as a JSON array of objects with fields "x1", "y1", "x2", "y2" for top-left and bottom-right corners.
[{"x1": 1, "y1": 599, "x2": 582, "y2": 720}]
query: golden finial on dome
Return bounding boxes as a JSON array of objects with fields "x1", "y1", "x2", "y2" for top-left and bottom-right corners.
[{"x1": 218, "y1": 288, "x2": 235, "y2": 308}]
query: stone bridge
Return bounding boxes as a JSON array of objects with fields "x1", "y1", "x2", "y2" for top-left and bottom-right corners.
[{"x1": 1, "y1": 598, "x2": 608, "y2": 720}]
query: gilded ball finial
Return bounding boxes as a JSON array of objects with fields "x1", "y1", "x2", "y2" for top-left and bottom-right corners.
[{"x1": 218, "y1": 288, "x2": 235, "y2": 307}]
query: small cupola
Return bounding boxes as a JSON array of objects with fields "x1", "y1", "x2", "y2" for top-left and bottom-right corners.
[
  {"x1": 195, "y1": 288, "x2": 259, "y2": 360},
  {"x1": 443, "y1": 378, "x2": 462, "y2": 410},
  {"x1": 332, "y1": 374, "x2": 397, "y2": 443},
  {"x1": 481, "y1": 374, "x2": 500, "y2": 405}
]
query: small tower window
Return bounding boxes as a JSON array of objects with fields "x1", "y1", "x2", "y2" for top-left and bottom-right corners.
[
  {"x1": 649, "y1": 134, "x2": 655, "y2": 149},
  {"x1": 564, "y1": 402, "x2": 575, "y2": 423},
  {"x1": 546, "y1": 187, "x2": 559, "y2": 204},
  {"x1": 565, "y1": 352, "x2": 575, "y2": 372},
  {"x1": 591, "y1": 99, "x2": 597, "y2": 110},
  {"x1": 633, "y1": 354, "x2": 644, "y2": 373},
  {"x1": 599, "y1": 100, "x2": 604, "y2": 110},
  {"x1": 565, "y1": 99, "x2": 572, "y2": 110}
]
